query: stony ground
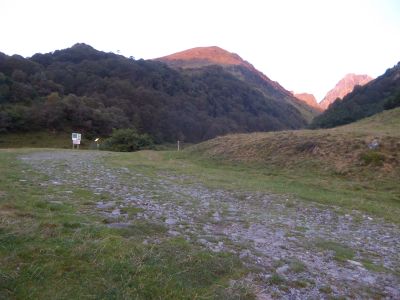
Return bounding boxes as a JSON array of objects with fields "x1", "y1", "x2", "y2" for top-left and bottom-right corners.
[{"x1": 20, "y1": 150, "x2": 400, "y2": 299}]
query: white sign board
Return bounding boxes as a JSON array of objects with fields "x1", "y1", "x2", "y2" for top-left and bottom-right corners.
[
  {"x1": 72, "y1": 133, "x2": 81, "y2": 141},
  {"x1": 72, "y1": 133, "x2": 82, "y2": 149}
]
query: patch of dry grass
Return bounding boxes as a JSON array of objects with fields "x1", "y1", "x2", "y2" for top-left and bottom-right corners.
[{"x1": 188, "y1": 108, "x2": 400, "y2": 178}]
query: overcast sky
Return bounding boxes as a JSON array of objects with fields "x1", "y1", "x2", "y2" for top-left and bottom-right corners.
[{"x1": 1, "y1": 0, "x2": 399, "y2": 100}]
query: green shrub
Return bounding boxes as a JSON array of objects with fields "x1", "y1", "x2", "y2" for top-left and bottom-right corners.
[
  {"x1": 102, "y1": 128, "x2": 154, "y2": 152},
  {"x1": 360, "y1": 150, "x2": 385, "y2": 166}
]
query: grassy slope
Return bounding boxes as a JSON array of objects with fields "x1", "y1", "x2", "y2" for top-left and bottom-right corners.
[
  {"x1": 184, "y1": 108, "x2": 400, "y2": 223},
  {"x1": 338, "y1": 106, "x2": 400, "y2": 135},
  {"x1": 0, "y1": 149, "x2": 249, "y2": 299},
  {"x1": 0, "y1": 132, "x2": 72, "y2": 149}
]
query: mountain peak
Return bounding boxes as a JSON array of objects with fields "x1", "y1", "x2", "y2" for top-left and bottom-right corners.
[
  {"x1": 320, "y1": 74, "x2": 373, "y2": 110},
  {"x1": 156, "y1": 46, "x2": 299, "y2": 99},
  {"x1": 157, "y1": 46, "x2": 247, "y2": 67},
  {"x1": 71, "y1": 43, "x2": 95, "y2": 50},
  {"x1": 294, "y1": 92, "x2": 322, "y2": 111}
]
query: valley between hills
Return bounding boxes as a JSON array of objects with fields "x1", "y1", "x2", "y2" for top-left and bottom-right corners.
[
  {"x1": 0, "y1": 44, "x2": 400, "y2": 299},
  {"x1": 1, "y1": 109, "x2": 399, "y2": 299}
]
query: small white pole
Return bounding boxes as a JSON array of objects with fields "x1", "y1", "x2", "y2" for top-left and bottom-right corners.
[{"x1": 177, "y1": 140, "x2": 180, "y2": 151}]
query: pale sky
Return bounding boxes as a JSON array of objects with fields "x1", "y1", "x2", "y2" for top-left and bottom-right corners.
[{"x1": 1, "y1": 0, "x2": 399, "y2": 101}]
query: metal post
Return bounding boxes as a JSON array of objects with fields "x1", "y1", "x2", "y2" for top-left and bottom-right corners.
[{"x1": 177, "y1": 140, "x2": 180, "y2": 151}]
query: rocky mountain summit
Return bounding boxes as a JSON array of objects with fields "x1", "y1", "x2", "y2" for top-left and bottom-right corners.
[
  {"x1": 294, "y1": 92, "x2": 321, "y2": 110},
  {"x1": 320, "y1": 74, "x2": 373, "y2": 110}
]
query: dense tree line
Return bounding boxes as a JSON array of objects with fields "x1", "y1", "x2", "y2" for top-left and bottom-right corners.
[
  {"x1": 310, "y1": 62, "x2": 400, "y2": 129},
  {"x1": 0, "y1": 43, "x2": 310, "y2": 142}
]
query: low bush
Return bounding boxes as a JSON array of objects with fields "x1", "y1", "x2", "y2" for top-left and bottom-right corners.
[
  {"x1": 360, "y1": 150, "x2": 385, "y2": 166},
  {"x1": 102, "y1": 128, "x2": 154, "y2": 152}
]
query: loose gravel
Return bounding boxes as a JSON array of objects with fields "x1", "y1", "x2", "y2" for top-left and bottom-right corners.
[{"x1": 20, "y1": 151, "x2": 400, "y2": 299}]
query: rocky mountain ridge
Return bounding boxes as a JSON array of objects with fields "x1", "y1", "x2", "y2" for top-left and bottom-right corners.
[
  {"x1": 320, "y1": 73, "x2": 373, "y2": 110},
  {"x1": 293, "y1": 92, "x2": 321, "y2": 110}
]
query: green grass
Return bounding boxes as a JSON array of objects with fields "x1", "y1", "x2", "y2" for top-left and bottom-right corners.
[
  {"x1": 314, "y1": 240, "x2": 355, "y2": 262},
  {"x1": 361, "y1": 259, "x2": 388, "y2": 273},
  {"x1": 0, "y1": 131, "x2": 97, "y2": 149},
  {"x1": 119, "y1": 206, "x2": 145, "y2": 217},
  {"x1": 289, "y1": 259, "x2": 307, "y2": 273},
  {"x1": 319, "y1": 285, "x2": 333, "y2": 294},
  {"x1": 0, "y1": 149, "x2": 251, "y2": 299},
  {"x1": 338, "y1": 107, "x2": 400, "y2": 136},
  {"x1": 267, "y1": 273, "x2": 285, "y2": 285},
  {"x1": 359, "y1": 150, "x2": 386, "y2": 166}
]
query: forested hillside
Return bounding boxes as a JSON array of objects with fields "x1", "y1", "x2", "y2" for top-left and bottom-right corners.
[
  {"x1": 157, "y1": 46, "x2": 320, "y2": 123},
  {"x1": 311, "y1": 62, "x2": 400, "y2": 128},
  {"x1": 0, "y1": 44, "x2": 311, "y2": 143}
]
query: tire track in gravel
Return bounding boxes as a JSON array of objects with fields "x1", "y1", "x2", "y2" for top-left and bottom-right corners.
[{"x1": 20, "y1": 150, "x2": 400, "y2": 299}]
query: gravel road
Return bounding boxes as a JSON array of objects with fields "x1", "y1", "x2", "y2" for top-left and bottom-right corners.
[{"x1": 20, "y1": 150, "x2": 400, "y2": 299}]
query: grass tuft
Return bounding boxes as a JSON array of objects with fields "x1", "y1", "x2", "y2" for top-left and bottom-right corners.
[{"x1": 314, "y1": 240, "x2": 355, "y2": 262}]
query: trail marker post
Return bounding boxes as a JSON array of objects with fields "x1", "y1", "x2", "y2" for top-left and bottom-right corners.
[
  {"x1": 95, "y1": 138, "x2": 100, "y2": 150},
  {"x1": 72, "y1": 133, "x2": 81, "y2": 149}
]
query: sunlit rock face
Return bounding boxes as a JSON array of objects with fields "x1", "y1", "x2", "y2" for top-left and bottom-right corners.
[
  {"x1": 320, "y1": 74, "x2": 373, "y2": 110},
  {"x1": 294, "y1": 93, "x2": 322, "y2": 110}
]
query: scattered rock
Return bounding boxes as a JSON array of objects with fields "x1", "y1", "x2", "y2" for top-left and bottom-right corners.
[
  {"x1": 49, "y1": 200, "x2": 63, "y2": 204},
  {"x1": 168, "y1": 230, "x2": 180, "y2": 236},
  {"x1": 254, "y1": 238, "x2": 267, "y2": 244},
  {"x1": 276, "y1": 265, "x2": 290, "y2": 274},
  {"x1": 385, "y1": 286, "x2": 400, "y2": 298},
  {"x1": 96, "y1": 201, "x2": 115, "y2": 209},
  {"x1": 347, "y1": 260, "x2": 363, "y2": 267},
  {"x1": 111, "y1": 208, "x2": 120, "y2": 216},
  {"x1": 165, "y1": 218, "x2": 177, "y2": 225},
  {"x1": 362, "y1": 275, "x2": 376, "y2": 284},
  {"x1": 368, "y1": 139, "x2": 380, "y2": 150},
  {"x1": 212, "y1": 211, "x2": 221, "y2": 222},
  {"x1": 108, "y1": 223, "x2": 131, "y2": 228}
]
